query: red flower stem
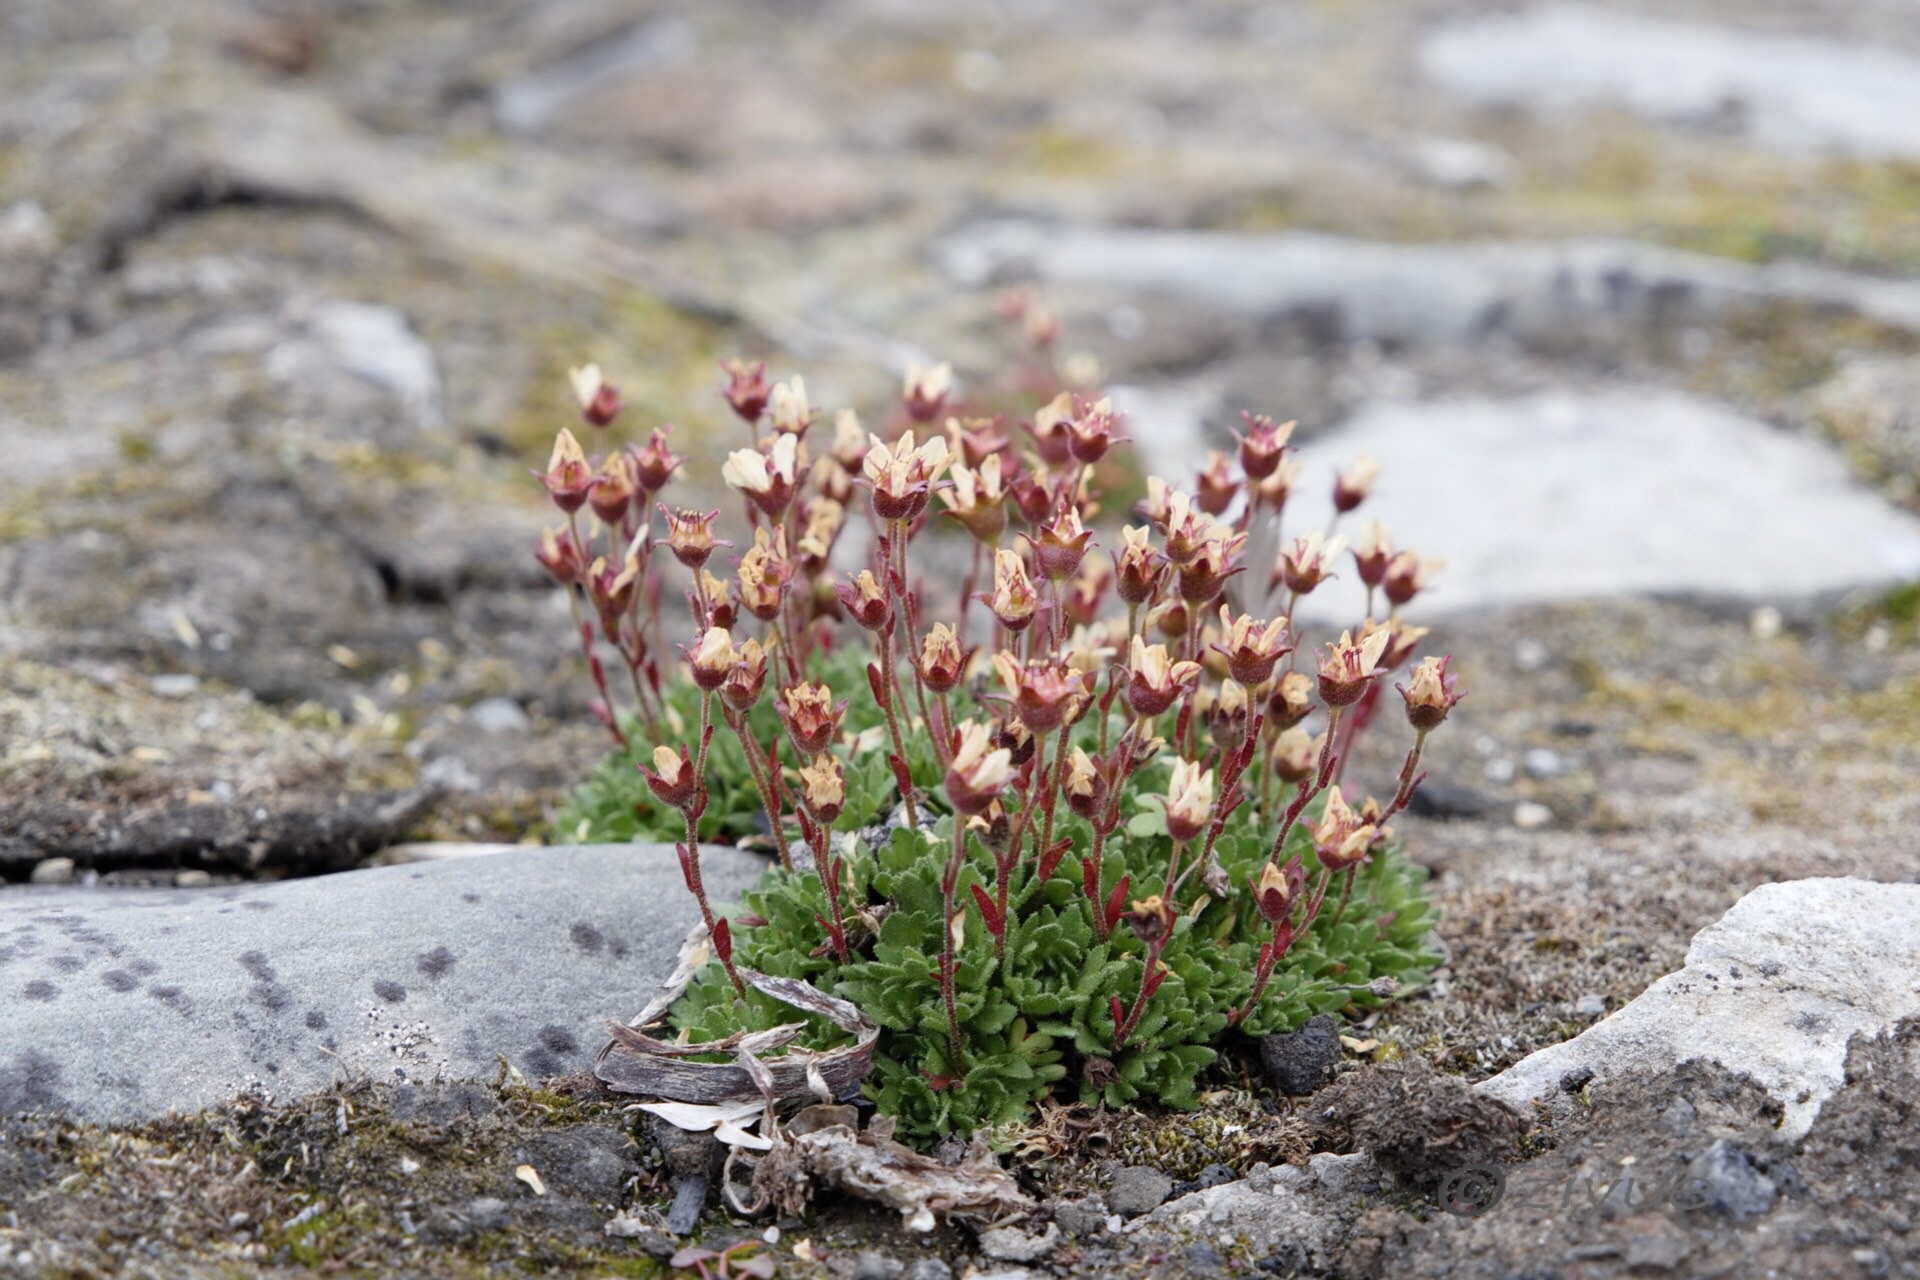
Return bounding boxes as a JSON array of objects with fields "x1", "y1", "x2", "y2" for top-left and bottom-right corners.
[
  {"x1": 681, "y1": 807, "x2": 745, "y2": 997},
  {"x1": 1086, "y1": 825, "x2": 1113, "y2": 942},
  {"x1": 940, "y1": 817, "x2": 969, "y2": 1066},
  {"x1": 1379, "y1": 729, "x2": 1431, "y2": 824},
  {"x1": 1264, "y1": 705, "x2": 1343, "y2": 866},
  {"x1": 1326, "y1": 866, "x2": 1359, "y2": 930},
  {"x1": 723, "y1": 705, "x2": 793, "y2": 872},
  {"x1": 1113, "y1": 936, "x2": 1167, "y2": 1049}
]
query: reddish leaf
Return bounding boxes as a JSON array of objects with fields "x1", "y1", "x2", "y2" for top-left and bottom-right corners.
[
  {"x1": 710, "y1": 917, "x2": 732, "y2": 964},
  {"x1": 866, "y1": 661, "x2": 887, "y2": 706},
  {"x1": 1103, "y1": 873, "x2": 1132, "y2": 932},
  {"x1": 1109, "y1": 996, "x2": 1126, "y2": 1039},
  {"x1": 969, "y1": 883, "x2": 1004, "y2": 939},
  {"x1": 1037, "y1": 837, "x2": 1072, "y2": 882}
]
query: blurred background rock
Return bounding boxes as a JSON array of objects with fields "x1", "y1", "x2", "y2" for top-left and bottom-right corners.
[{"x1": 3, "y1": 0, "x2": 1917, "y2": 897}]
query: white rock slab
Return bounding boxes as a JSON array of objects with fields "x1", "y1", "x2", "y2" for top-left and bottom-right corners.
[
  {"x1": 1276, "y1": 389, "x2": 1920, "y2": 617},
  {"x1": 1422, "y1": 4, "x2": 1920, "y2": 161},
  {"x1": 1476, "y1": 878, "x2": 1920, "y2": 1138},
  {"x1": 0, "y1": 844, "x2": 765, "y2": 1124}
]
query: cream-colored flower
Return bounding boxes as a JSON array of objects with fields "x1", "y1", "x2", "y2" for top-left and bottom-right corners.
[
  {"x1": 1162, "y1": 758, "x2": 1216, "y2": 841},
  {"x1": 769, "y1": 377, "x2": 813, "y2": 435}
]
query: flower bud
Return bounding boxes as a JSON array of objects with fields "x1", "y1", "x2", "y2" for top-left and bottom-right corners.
[
  {"x1": 719, "y1": 358, "x2": 770, "y2": 424},
  {"x1": 735, "y1": 527, "x2": 794, "y2": 623},
  {"x1": 1236, "y1": 412, "x2": 1294, "y2": 481},
  {"x1": 588, "y1": 451, "x2": 640, "y2": 526},
  {"x1": 721, "y1": 433, "x2": 803, "y2": 518},
  {"x1": 700, "y1": 572, "x2": 736, "y2": 632},
  {"x1": 945, "y1": 721, "x2": 1014, "y2": 815},
  {"x1": 864, "y1": 430, "x2": 950, "y2": 523},
  {"x1": 1065, "y1": 746, "x2": 1107, "y2": 820},
  {"x1": 1215, "y1": 606, "x2": 1292, "y2": 687},
  {"x1": 939, "y1": 455, "x2": 1009, "y2": 544},
  {"x1": 1126, "y1": 636, "x2": 1202, "y2": 718},
  {"x1": 1332, "y1": 456, "x2": 1380, "y2": 513},
  {"x1": 834, "y1": 569, "x2": 890, "y2": 632},
  {"x1": 777, "y1": 682, "x2": 847, "y2": 755},
  {"x1": 1176, "y1": 534, "x2": 1242, "y2": 606},
  {"x1": 797, "y1": 753, "x2": 846, "y2": 826},
  {"x1": 534, "y1": 526, "x2": 584, "y2": 586},
  {"x1": 641, "y1": 744, "x2": 697, "y2": 808},
  {"x1": 1204, "y1": 680, "x2": 1250, "y2": 754},
  {"x1": 536, "y1": 429, "x2": 593, "y2": 513},
  {"x1": 1029, "y1": 506, "x2": 1093, "y2": 581},
  {"x1": 915, "y1": 623, "x2": 969, "y2": 694},
  {"x1": 584, "y1": 552, "x2": 641, "y2": 620},
  {"x1": 968, "y1": 799, "x2": 1014, "y2": 857},
  {"x1": 1122, "y1": 894, "x2": 1175, "y2": 946},
  {"x1": 1149, "y1": 597, "x2": 1191, "y2": 641},
  {"x1": 1317, "y1": 628, "x2": 1392, "y2": 708},
  {"x1": 902, "y1": 361, "x2": 952, "y2": 423},
  {"x1": 1067, "y1": 396, "x2": 1122, "y2": 464},
  {"x1": 568, "y1": 363, "x2": 620, "y2": 428},
  {"x1": 1007, "y1": 467, "x2": 1054, "y2": 527},
  {"x1": 996, "y1": 717, "x2": 1037, "y2": 767},
  {"x1": 1352, "y1": 520, "x2": 1393, "y2": 590},
  {"x1": 1251, "y1": 859, "x2": 1303, "y2": 926},
  {"x1": 1398, "y1": 654, "x2": 1462, "y2": 732},
  {"x1": 688, "y1": 627, "x2": 737, "y2": 692},
  {"x1": 988, "y1": 548, "x2": 1040, "y2": 633},
  {"x1": 1276, "y1": 529, "x2": 1347, "y2": 596},
  {"x1": 1383, "y1": 551, "x2": 1444, "y2": 608},
  {"x1": 1267, "y1": 670, "x2": 1315, "y2": 730},
  {"x1": 768, "y1": 376, "x2": 813, "y2": 436},
  {"x1": 1271, "y1": 726, "x2": 1317, "y2": 785},
  {"x1": 948, "y1": 414, "x2": 1012, "y2": 469},
  {"x1": 993, "y1": 653, "x2": 1083, "y2": 734},
  {"x1": 1312, "y1": 786, "x2": 1377, "y2": 871},
  {"x1": 1158, "y1": 490, "x2": 1218, "y2": 567},
  {"x1": 1114, "y1": 526, "x2": 1165, "y2": 606},
  {"x1": 629, "y1": 428, "x2": 682, "y2": 494},
  {"x1": 1194, "y1": 450, "x2": 1239, "y2": 517},
  {"x1": 719, "y1": 637, "x2": 768, "y2": 711},
  {"x1": 794, "y1": 498, "x2": 845, "y2": 572},
  {"x1": 1028, "y1": 392, "x2": 1075, "y2": 467},
  {"x1": 1161, "y1": 759, "x2": 1215, "y2": 842}
]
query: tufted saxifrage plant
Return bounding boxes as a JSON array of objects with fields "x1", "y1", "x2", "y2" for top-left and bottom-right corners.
[{"x1": 538, "y1": 333, "x2": 1458, "y2": 1143}]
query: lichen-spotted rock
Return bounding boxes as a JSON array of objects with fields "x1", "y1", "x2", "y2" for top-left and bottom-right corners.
[{"x1": 0, "y1": 844, "x2": 764, "y2": 1123}]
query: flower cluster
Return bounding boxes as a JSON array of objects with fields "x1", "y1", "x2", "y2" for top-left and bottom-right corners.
[{"x1": 538, "y1": 335, "x2": 1459, "y2": 1138}]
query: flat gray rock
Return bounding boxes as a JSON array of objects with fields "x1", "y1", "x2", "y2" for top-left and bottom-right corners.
[
  {"x1": 0, "y1": 844, "x2": 766, "y2": 1124},
  {"x1": 1476, "y1": 877, "x2": 1920, "y2": 1138},
  {"x1": 1422, "y1": 4, "x2": 1920, "y2": 161},
  {"x1": 1280, "y1": 389, "x2": 1920, "y2": 615},
  {"x1": 939, "y1": 221, "x2": 1920, "y2": 342}
]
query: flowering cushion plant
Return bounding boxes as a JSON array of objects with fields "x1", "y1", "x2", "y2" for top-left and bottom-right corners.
[{"x1": 539, "y1": 343, "x2": 1458, "y2": 1143}]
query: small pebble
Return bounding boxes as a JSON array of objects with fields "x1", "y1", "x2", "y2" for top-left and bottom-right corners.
[
  {"x1": 902, "y1": 1261, "x2": 953, "y2": 1280},
  {"x1": 30, "y1": 858, "x2": 76, "y2": 885},
  {"x1": 850, "y1": 1249, "x2": 901, "y2": 1280},
  {"x1": 174, "y1": 870, "x2": 214, "y2": 888},
  {"x1": 1106, "y1": 1165, "x2": 1173, "y2": 1216},
  {"x1": 1513, "y1": 801, "x2": 1553, "y2": 830},
  {"x1": 1513, "y1": 638, "x2": 1549, "y2": 672},
  {"x1": 465, "y1": 696, "x2": 531, "y2": 734},
  {"x1": 150, "y1": 673, "x2": 201, "y2": 699},
  {"x1": 1749, "y1": 606, "x2": 1783, "y2": 640},
  {"x1": 1482, "y1": 757, "x2": 1516, "y2": 785},
  {"x1": 1522, "y1": 747, "x2": 1565, "y2": 779},
  {"x1": 1574, "y1": 993, "x2": 1606, "y2": 1018}
]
